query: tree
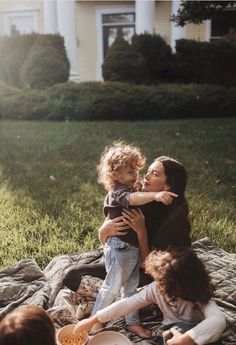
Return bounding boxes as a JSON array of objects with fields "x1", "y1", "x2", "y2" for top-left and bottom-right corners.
[{"x1": 172, "y1": 1, "x2": 236, "y2": 26}]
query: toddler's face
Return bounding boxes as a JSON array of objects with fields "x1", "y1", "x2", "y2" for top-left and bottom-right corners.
[{"x1": 115, "y1": 163, "x2": 139, "y2": 187}]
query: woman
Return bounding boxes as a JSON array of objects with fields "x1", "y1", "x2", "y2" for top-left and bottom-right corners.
[{"x1": 63, "y1": 156, "x2": 191, "y2": 290}]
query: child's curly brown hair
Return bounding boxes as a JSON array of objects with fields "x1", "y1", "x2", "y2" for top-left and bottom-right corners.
[
  {"x1": 97, "y1": 140, "x2": 146, "y2": 191},
  {"x1": 145, "y1": 248, "x2": 214, "y2": 306}
]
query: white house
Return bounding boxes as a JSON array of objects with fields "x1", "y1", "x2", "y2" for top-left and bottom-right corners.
[{"x1": 0, "y1": 0, "x2": 235, "y2": 82}]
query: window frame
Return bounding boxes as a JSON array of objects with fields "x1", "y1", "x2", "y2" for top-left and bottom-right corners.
[
  {"x1": 210, "y1": 8, "x2": 236, "y2": 41},
  {"x1": 96, "y1": 6, "x2": 135, "y2": 81},
  {"x1": 3, "y1": 9, "x2": 39, "y2": 36}
]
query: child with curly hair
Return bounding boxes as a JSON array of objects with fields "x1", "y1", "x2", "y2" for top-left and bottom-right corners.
[
  {"x1": 92, "y1": 141, "x2": 178, "y2": 337},
  {"x1": 74, "y1": 248, "x2": 226, "y2": 345}
]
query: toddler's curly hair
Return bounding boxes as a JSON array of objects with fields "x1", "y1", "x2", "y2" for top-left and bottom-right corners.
[
  {"x1": 145, "y1": 248, "x2": 214, "y2": 306},
  {"x1": 97, "y1": 140, "x2": 146, "y2": 191}
]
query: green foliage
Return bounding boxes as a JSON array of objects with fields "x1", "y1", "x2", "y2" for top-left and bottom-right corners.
[
  {"x1": 0, "y1": 81, "x2": 235, "y2": 121},
  {"x1": 0, "y1": 119, "x2": 235, "y2": 268},
  {"x1": 175, "y1": 39, "x2": 236, "y2": 86},
  {"x1": 0, "y1": 34, "x2": 69, "y2": 89},
  {"x1": 20, "y1": 37, "x2": 69, "y2": 89},
  {"x1": 102, "y1": 37, "x2": 148, "y2": 83},
  {"x1": 172, "y1": 1, "x2": 236, "y2": 26},
  {"x1": 102, "y1": 33, "x2": 236, "y2": 86},
  {"x1": 132, "y1": 33, "x2": 173, "y2": 83}
]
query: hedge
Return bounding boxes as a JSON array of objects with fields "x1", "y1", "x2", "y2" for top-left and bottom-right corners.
[
  {"x1": 0, "y1": 34, "x2": 70, "y2": 89},
  {"x1": 175, "y1": 39, "x2": 236, "y2": 87},
  {"x1": 0, "y1": 81, "x2": 235, "y2": 121},
  {"x1": 102, "y1": 34, "x2": 236, "y2": 87}
]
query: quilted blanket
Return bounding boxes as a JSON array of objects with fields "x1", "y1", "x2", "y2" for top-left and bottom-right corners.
[{"x1": 0, "y1": 238, "x2": 235, "y2": 345}]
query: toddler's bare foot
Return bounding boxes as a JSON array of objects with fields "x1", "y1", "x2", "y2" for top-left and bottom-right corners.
[
  {"x1": 127, "y1": 324, "x2": 151, "y2": 338},
  {"x1": 91, "y1": 321, "x2": 103, "y2": 331}
]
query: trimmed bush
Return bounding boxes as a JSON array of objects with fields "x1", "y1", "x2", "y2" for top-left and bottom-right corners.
[
  {"x1": 102, "y1": 33, "x2": 236, "y2": 86},
  {"x1": 20, "y1": 36, "x2": 69, "y2": 89},
  {"x1": 0, "y1": 81, "x2": 235, "y2": 121},
  {"x1": 102, "y1": 37, "x2": 148, "y2": 84},
  {"x1": 175, "y1": 39, "x2": 236, "y2": 87},
  {"x1": 0, "y1": 34, "x2": 69, "y2": 89},
  {"x1": 132, "y1": 33, "x2": 173, "y2": 83}
]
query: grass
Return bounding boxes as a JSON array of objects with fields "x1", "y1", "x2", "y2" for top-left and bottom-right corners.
[{"x1": 0, "y1": 118, "x2": 235, "y2": 269}]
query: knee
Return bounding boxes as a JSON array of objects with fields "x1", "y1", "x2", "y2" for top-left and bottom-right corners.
[{"x1": 63, "y1": 266, "x2": 82, "y2": 292}]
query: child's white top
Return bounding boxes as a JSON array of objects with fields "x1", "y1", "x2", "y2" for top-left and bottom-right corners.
[{"x1": 96, "y1": 282, "x2": 226, "y2": 345}]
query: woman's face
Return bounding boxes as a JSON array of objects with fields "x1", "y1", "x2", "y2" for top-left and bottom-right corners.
[{"x1": 142, "y1": 161, "x2": 169, "y2": 192}]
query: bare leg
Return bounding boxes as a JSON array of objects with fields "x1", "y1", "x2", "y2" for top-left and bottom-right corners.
[
  {"x1": 63, "y1": 263, "x2": 152, "y2": 292},
  {"x1": 63, "y1": 262, "x2": 106, "y2": 292}
]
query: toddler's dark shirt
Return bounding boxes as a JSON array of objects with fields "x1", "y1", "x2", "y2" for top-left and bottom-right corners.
[{"x1": 103, "y1": 182, "x2": 139, "y2": 247}]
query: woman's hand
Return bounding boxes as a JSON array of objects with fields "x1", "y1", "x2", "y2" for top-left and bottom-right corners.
[
  {"x1": 98, "y1": 217, "x2": 129, "y2": 244},
  {"x1": 154, "y1": 191, "x2": 178, "y2": 205},
  {"x1": 165, "y1": 328, "x2": 195, "y2": 345},
  {"x1": 121, "y1": 208, "x2": 146, "y2": 235}
]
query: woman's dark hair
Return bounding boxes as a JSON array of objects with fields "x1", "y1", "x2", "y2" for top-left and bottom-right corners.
[
  {"x1": 0, "y1": 305, "x2": 56, "y2": 345},
  {"x1": 155, "y1": 156, "x2": 187, "y2": 196},
  {"x1": 151, "y1": 156, "x2": 191, "y2": 250},
  {"x1": 146, "y1": 248, "x2": 214, "y2": 306}
]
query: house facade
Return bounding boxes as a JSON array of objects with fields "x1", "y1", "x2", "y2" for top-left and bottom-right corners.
[{"x1": 0, "y1": 0, "x2": 234, "y2": 82}]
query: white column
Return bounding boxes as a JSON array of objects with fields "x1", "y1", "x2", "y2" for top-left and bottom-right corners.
[
  {"x1": 56, "y1": 0, "x2": 79, "y2": 81},
  {"x1": 43, "y1": 0, "x2": 57, "y2": 34},
  {"x1": 171, "y1": 0, "x2": 186, "y2": 51},
  {"x1": 205, "y1": 20, "x2": 211, "y2": 42},
  {"x1": 135, "y1": 0, "x2": 155, "y2": 34}
]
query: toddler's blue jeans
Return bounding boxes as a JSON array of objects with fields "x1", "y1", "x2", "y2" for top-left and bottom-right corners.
[{"x1": 92, "y1": 237, "x2": 140, "y2": 325}]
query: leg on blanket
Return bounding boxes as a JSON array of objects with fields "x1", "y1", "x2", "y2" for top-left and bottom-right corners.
[
  {"x1": 63, "y1": 263, "x2": 107, "y2": 292},
  {"x1": 63, "y1": 263, "x2": 153, "y2": 292}
]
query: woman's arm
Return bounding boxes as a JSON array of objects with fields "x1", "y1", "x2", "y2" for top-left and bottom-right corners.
[{"x1": 98, "y1": 217, "x2": 129, "y2": 245}]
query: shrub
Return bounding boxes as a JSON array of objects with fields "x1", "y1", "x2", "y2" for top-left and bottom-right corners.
[
  {"x1": 102, "y1": 37, "x2": 148, "y2": 84},
  {"x1": 175, "y1": 39, "x2": 236, "y2": 87},
  {"x1": 0, "y1": 34, "x2": 69, "y2": 89},
  {"x1": 20, "y1": 36, "x2": 69, "y2": 89},
  {"x1": 132, "y1": 33, "x2": 173, "y2": 83},
  {"x1": 0, "y1": 81, "x2": 235, "y2": 121}
]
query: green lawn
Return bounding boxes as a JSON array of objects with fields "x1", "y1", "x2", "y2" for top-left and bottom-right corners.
[{"x1": 0, "y1": 118, "x2": 235, "y2": 268}]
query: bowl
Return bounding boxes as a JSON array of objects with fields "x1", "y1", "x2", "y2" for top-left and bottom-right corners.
[
  {"x1": 87, "y1": 331, "x2": 132, "y2": 345},
  {"x1": 57, "y1": 324, "x2": 89, "y2": 345}
]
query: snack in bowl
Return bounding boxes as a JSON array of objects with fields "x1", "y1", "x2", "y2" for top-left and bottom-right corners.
[
  {"x1": 57, "y1": 324, "x2": 88, "y2": 345},
  {"x1": 61, "y1": 334, "x2": 86, "y2": 345}
]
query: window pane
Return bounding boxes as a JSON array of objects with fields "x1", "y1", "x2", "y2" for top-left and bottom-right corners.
[
  {"x1": 108, "y1": 28, "x2": 118, "y2": 47},
  {"x1": 212, "y1": 11, "x2": 236, "y2": 37},
  {"x1": 122, "y1": 27, "x2": 135, "y2": 44},
  {"x1": 9, "y1": 16, "x2": 34, "y2": 35},
  {"x1": 102, "y1": 13, "x2": 135, "y2": 24}
]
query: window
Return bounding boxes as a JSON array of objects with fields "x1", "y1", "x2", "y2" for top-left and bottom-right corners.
[
  {"x1": 102, "y1": 13, "x2": 135, "y2": 57},
  {"x1": 3, "y1": 10, "x2": 38, "y2": 36},
  {"x1": 211, "y1": 10, "x2": 236, "y2": 41}
]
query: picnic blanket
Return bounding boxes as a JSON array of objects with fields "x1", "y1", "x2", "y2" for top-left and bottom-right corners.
[{"x1": 0, "y1": 237, "x2": 235, "y2": 345}]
